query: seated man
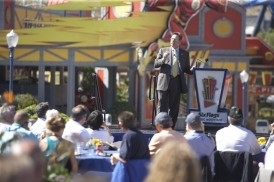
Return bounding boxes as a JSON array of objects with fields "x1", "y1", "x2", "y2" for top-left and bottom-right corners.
[
  {"x1": 7, "y1": 111, "x2": 37, "y2": 142},
  {"x1": 111, "y1": 111, "x2": 150, "y2": 164},
  {"x1": 184, "y1": 113, "x2": 215, "y2": 175},
  {"x1": 216, "y1": 107, "x2": 261, "y2": 155},
  {"x1": 0, "y1": 104, "x2": 16, "y2": 132},
  {"x1": 149, "y1": 112, "x2": 188, "y2": 156},
  {"x1": 30, "y1": 102, "x2": 49, "y2": 139},
  {"x1": 62, "y1": 105, "x2": 90, "y2": 144}
]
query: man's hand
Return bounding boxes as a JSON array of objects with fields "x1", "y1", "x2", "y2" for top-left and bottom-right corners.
[
  {"x1": 110, "y1": 153, "x2": 126, "y2": 165},
  {"x1": 163, "y1": 51, "x2": 169, "y2": 61}
]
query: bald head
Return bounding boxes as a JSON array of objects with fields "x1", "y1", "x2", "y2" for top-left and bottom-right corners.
[
  {"x1": 14, "y1": 111, "x2": 29, "y2": 125},
  {"x1": 11, "y1": 140, "x2": 45, "y2": 182}
]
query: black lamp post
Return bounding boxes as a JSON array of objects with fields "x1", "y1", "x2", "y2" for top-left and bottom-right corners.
[
  {"x1": 240, "y1": 70, "x2": 249, "y2": 127},
  {"x1": 6, "y1": 30, "x2": 19, "y2": 93}
]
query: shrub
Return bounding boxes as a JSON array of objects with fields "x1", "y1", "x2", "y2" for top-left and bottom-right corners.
[
  {"x1": 14, "y1": 93, "x2": 38, "y2": 110},
  {"x1": 23, "y1": 104, "x2": 37, "y2": 119},
  {"x1": 60, "y1": 113, "x2": 70, "y2": 122},
  {"x1": 108, "y1": 102, "x2": 137, "y2": 124}
]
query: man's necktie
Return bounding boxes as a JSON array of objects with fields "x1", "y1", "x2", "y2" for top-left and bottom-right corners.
[{"x1": 172, "y1": 48, "x2": 178, "y2": 77}]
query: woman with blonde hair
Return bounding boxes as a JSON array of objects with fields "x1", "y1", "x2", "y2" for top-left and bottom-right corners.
[
  {"x1": 39, "y1": 116, "x2": 78, "y2": 173},
  {"x1": 145, "y1": 141, "x2": 202, "y2": 182}
]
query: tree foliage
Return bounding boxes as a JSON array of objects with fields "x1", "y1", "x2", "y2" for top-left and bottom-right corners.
[
  {"x1": 14, "y1": 93, "x2": 38, "y2": 110},
  {"x1": 108, "y1": 101, "x2": 137, "y2": 124},
  {"x1": 80, "y1": 67, "x2": 95, "y2": 95},
  {"x1": 117, "y1": 77, "x2": 129, "y2": 102},
  {"x1": 257, "y1": 28, "x2": 274, "y2": 48}
]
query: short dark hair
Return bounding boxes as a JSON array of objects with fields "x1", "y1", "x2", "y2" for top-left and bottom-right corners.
[
  {"x1": 229, "y1": 116, "x2": 243, "y2": 126},
  {"x1": 71, "y1": 105, "x2": 87, "y2": 122},
  {"x1": 36, "y1": 102, "x2": 49, "y2": 118},
  {"x1": 118, "y1": 111, "x2": 135, "y2": 129},
  {"x1": 172, "y1": 32, "x2": 182, "y2": 40},
  {"x1": 46, "y1": 116, "x2": 65, "y2": 132},
  {"x1": 86, "y1": 110, "x2": 103, "y2": 130},
  {"x1": 159, "y1": 121, "x2": 171, "y2": 129}
]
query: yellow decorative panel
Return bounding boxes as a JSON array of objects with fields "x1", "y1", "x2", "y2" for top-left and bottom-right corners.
[
  {"x1": 75, "y1": 51, "x2": 96, "y2": 62},
  {"x1": 18, "y1": 51, "x2": 39, "y2": 61},
  {"x1": 15, "y1": 8, "x2": 25, "y2": 29},
  {"x1": 43, "y1": 51, "x2": 63, "y2": 62},
  {"x1": 40, "y1": 13, "x2": 61, "y2": 21},
  {"x1": 0, "y1": 11, "x2": 169, "y2": 47},
  {"x1": 103, "y1": 50, "x2": 124, "y2": 60},
  {"x1": 237, "y1": 62, "x2": 247, "y2": 71},
  {"x1": 79, "y1": 49, "x2": 101, "y2": 60},
  {"x1": 27, "y1": 10, "x2": 39, "y2": 20},
  {"x1": 0, "y1": 51, "x2": 8, "y2": 60},
  {"x1": 14, "y1": 49, "x2": 35, "y2": 58},
  {"x1": 48, "y1": 49, "x2": 68, "y2": 60},
  {"x1": 108, "y1": 52, "x2": 129, "y2": 62},
  {"x1": 212, "y1": 62, "x2": 235, "y2": 71}
]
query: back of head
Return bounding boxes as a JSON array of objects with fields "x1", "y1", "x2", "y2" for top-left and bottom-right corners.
[
  {"x1": 228, "y1": 107, "x2": 243, "y2": 126},
  {"x1": 46, "y1": 116, "x2": 66, "y2": 132},
  {"x1": 0, "y1": 105, "x2": 15, "y2": 121},
  {"x1": 118, "y1": 111, "x2": 135, "y2": 129},
  {"x1": 155, "y1": 112, "x2": 172, "y2": 129},
  {"x1": 145, "y1": 142, "x2": 202, "y2": 182},
  {"x1": 87, "y1": 110, "x2": 103, "y2": 130},
  {"x1": 36, "y1": 102, "x2": 49, "y2": 118},
  {"x1": 11, "y1": 140, "x2": 45, "y2": 182},
  {"x1": 185, "y1": 113, "x2": 202, "y2": 130},
  {"x1": 71, "y1": 105, "x2": 87, "y2": 122},
  {"x1": 45, "y1": 109, "x2": 59, "y2": 120},
  {"x1": 0, "y1": 155, "x2": 35, "y2": 182},
  {"x1": 13, "y1": 110, "x2": 29, "y2": 126}
]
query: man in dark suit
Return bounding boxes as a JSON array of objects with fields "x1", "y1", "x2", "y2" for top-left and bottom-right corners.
[{"x1": 154, "y1": 32, "x2": 193, "y2": 129}]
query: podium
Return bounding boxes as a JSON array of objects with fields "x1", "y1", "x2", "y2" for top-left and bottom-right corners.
[{"x1": 189, "y1": 68, "x2": 232, "y2": 126}]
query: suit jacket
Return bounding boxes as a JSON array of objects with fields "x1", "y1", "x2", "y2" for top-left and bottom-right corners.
[
  {"x1": 154, "y1": 47, "x2": 193, "y2": 94},
  {"x1": 214, "y1": 151, "x2": 253, "y2": 182}
]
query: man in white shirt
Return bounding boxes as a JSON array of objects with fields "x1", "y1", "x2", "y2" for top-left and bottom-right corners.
[
  {"x1": 216, "y1": 107, "x2": 261, "y2": 155},
  {"x1": 62, "y1": 105, "x2": 90, "y2": 144},
  {"x1": 0, "y1": 104, "x2": 16, "y2": 132},
  {"x1": 30, "y1": 102, "x2": 49, "y2": 139}
]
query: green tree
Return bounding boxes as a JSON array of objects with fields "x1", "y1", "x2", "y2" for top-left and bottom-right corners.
[
  {"x1": 257, "y1": 28, "x2": 274, "y2": 48},
  {"x1": 80, "y1": 67, "x2": 95, "y2": 94},
  {"x1": 14, "y1": 93, "x2": 38, "y2": 110},
  {"x1": 117, "y1": 77, "x2": 129, "y2": 102}
]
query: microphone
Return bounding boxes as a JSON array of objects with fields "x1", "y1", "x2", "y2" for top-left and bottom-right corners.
[{"x1": 195, "y1": 58, "x2": 209, "y2": 67}]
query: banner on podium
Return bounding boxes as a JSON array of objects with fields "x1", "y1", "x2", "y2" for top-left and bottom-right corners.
[{"x1": 189, "y1": 68, "x2": 231, "y2": 125}]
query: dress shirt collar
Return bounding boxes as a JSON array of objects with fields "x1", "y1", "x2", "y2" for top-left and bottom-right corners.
[
  {"x1": 3, "y1": 121, "x2": 11, "y2": 126},
  {"x1": 229, "y1": 124, "x2": 242, "y2": 128},
  {"x1": 68, "y1": 119, "x2": 83, "y2": 127},
  {"x1": 38, "y1": 118, "x2": 46, "y2": 122}
]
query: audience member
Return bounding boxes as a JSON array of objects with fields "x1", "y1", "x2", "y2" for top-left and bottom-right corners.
[
  {"x1": 62, "y1": 105, "x2": 90, "y2": 144},
  {"x1": 0, "y1": 104, "x2": 16, "y2": 131},
  {"x1": 184, "y1": 113, "x2": 215, "y2": 175},
  {"x1": 86, "y1": 110, "x2": 114, "y2": 143},
  {"x1": 265, "y1": 123, "x2": 274, "y2": 150},
  {"x1": 45, "y1": 109, "x2": 60, "y2": 120},
  {"x1": 40, "y1": 109, "x2": 60, "y2": 140},
  {"x1": 149, "y1": 112, "x2": 187, "y2": 156},
  {"x1": 6, "y1": 110, "x2": 37, "y2": 142},
  {"x1": 111, "y1": 111, "x2": 150, "y2": 165},
  {"x1": 145, "y1": 141, "x2": 202, "y2": 182},
  {"x1": 40, "y1": 116, "x2": 78, "y2": 173},
  {"x1": 11, "y1": 140, "x2": 46, "y2": 182},
  {"x1": 0, "y1": 155, "x2": 35, "y2": 182},
  {"x1": 216, "y1": 107, "x2": 261, "y2": 155},
  {"x1": 30, "y1": 102, "x2": 50, "y2": 139},
  {"x1": 264, "y1": 142, "x2": 274, "y2": 169}
]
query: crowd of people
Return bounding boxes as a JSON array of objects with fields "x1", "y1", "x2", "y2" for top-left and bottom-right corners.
[{"x1": 0, "y1": 101, "x2": 272, "y2": 182}]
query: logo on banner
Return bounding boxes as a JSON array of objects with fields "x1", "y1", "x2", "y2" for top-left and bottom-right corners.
[{"x1": 202, "y1": 76, "x2": 218, "y2": 108}]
